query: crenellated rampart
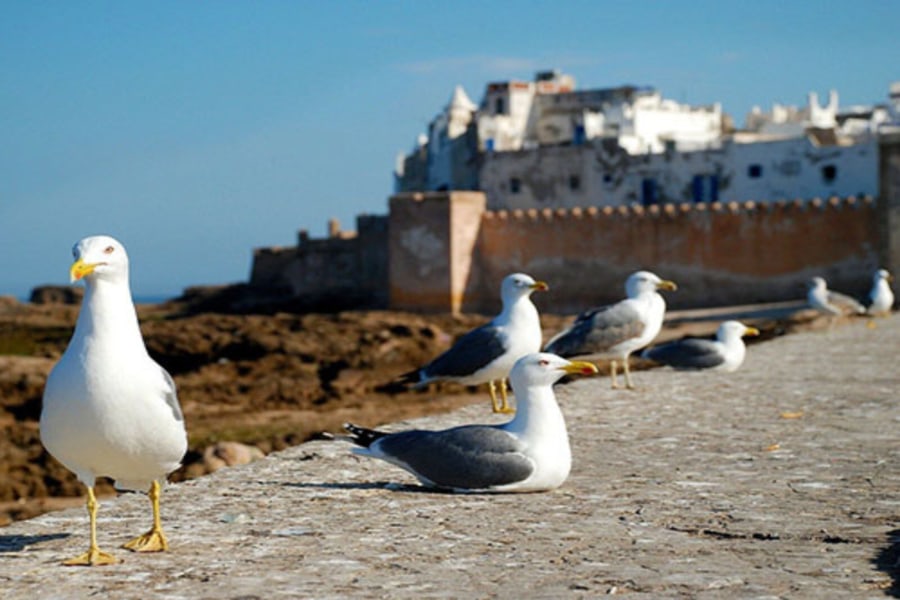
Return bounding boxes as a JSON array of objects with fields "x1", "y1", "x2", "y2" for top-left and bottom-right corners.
[{"x1": 467, "y1": 195, "x2": 879, "y2": 313}]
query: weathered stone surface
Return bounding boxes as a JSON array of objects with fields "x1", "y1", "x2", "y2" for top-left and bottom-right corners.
[{"x1": 1, "y1": 317, "x2": 897, "y2": 598}]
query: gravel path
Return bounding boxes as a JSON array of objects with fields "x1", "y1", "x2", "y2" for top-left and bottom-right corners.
[{"x1": 1, "y1": 316, "x2": 898, "y2": 599}]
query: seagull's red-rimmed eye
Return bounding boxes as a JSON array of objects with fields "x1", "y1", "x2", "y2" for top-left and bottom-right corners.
[
  {"x1": 539, "y1": 359, "x2": 549, "y2": 366},
  {"x1": 104, "y1": 246, "x2": 115, "y2": 254}
]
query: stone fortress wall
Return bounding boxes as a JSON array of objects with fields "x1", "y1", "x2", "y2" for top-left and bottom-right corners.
[
  {"x1": 474, "y1": 196, "x2": 878, "y2": 313},
  {"x1": 249, "y1": 134, "x2": 900, "y2": 316},
  {"x1": 389, "y1": 193, "x2": 878, "y2": 315}
]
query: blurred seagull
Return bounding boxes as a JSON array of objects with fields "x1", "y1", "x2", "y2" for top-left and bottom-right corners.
[
  {"x1": 544, "y1": 270, "x2": 677, "y2": 389},
  {"x1": 865, "y1": 269, "x2": 894, "y2": 317},
  {"x1": 40, "y1": 235, "x2": 187, "y2": 566},
  {"x1": 397, "y1": 273, "x2": 548, "y2": 414},
  {"x1": 806, "y1": 276, "x2": 865, "y2": 330},
  {"x1": 345, "y1": 353, "x2": 597, "y2": 492},
  {"x1": 642, "y1": 320, "x2": 760, "y2": 372}
]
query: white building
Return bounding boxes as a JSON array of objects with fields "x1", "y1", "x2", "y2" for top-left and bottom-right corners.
[{"x1": 395, "y1": 71, "x2": 889, "y2": 207}]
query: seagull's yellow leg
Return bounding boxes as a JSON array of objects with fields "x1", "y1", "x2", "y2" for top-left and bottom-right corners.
[
  {"x1": 488, "y1": 380, "x2": 502, "y2": 413},
  {"x1": 609, "y1": 360, "x2": 620, "y2": 389},
  {"x1": 496, "y1": 377, "x2": 515, "y2": 414},
  {"x1": 62, "y1": 486, "x2": 119, "y2": 566},
  {"x1": 123, "y1": 480, "x2": 169, "y2": 553},
  {"x1": 623, "y1": 358, "x2": 636, "y2": 390}
]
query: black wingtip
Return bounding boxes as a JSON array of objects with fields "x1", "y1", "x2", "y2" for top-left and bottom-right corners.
[
  {"x1": 343, "y1": 422, "x2": 391, "y2": 448},
  {"x1": 395, "y1": 369, "x2": 421, "y2": 386},
  {"x1": 375, "y1": 368, "x2": 421, "y2": 394}
]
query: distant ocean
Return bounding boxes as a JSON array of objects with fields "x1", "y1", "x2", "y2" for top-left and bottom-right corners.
[
  {"x1": 134, "y1": 295, "x2": 177, "y2": 305},
  {"x1": 10, "y1": 293, "x2": 177, "y2": 305}
]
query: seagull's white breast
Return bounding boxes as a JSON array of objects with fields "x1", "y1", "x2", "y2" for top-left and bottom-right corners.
[
  {"x1": 41, "y1": 334, "x2": 186, "y2": 489},
  {"x1": 498, "y1": 386, "x2": 571, "y2": 491}
]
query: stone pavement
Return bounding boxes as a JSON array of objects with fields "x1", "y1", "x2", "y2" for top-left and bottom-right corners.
[{"x1": 1, "y1": 316, "x2": 898, "y2": 599}]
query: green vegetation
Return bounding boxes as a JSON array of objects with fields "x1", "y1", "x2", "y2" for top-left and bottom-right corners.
[{"x1": 0, "y1": 325, "x2": 71, "y2": 356}]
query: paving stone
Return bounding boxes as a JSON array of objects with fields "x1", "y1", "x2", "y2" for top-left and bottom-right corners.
[{"x1": 1, "y1": 317, "x2": 897, "y2": 598}]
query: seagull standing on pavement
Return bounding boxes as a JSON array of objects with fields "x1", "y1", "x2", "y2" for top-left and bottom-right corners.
[
  {"x1": 397, "y1": 273, "x2": 548, "y2": 413},
  {"x1": 545, "y1": 270, "x2": 677, "y2": 389},
  {"x1": 41, "y1": 235, "x2": 187, "y2": 566}
]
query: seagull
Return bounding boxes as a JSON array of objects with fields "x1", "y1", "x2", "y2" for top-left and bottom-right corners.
[
  {"x1": 806, "y1": 276, "x2": 865, "y2": 329},
  {"x1": 397, "y1": 273, "x2": 548, "y2": 414},
  {"x1": 641, "y1": 320, "x2": 760, "y2": 372},
  {"x1": 345, "y1": 353, "x2": 597, "y2": 492},
  {"x1": 544, "y1": 270, "x2": 677, "y2": 389},
  {"x1": 865, "y1": 269, "x2": 894, "y2": 317},
  {"x1": 40, "y1": 235, "x2": 187, "y2": 566}
]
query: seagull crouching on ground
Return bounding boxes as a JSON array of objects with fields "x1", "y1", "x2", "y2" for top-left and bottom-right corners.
[
  {"x1": 345, "y1": 353, "x2": 597, "y2": 493},
  {"x1": 642, "y1": 320, "x2": 760, "y2": 373},
  {"x1": 806, "y1": 276, "x2": 865, "y2": 330}
]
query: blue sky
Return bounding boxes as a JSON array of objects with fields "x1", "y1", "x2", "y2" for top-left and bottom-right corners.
[{"x1": 2, "y1": 1, "x2": 898, "y2": 299}]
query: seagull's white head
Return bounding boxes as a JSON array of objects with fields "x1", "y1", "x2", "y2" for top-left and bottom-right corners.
[
  {"x1": 500, "y1": 272, "x2": 549, "y2": 304},
  {"x1": 69, "y1": 235, "x2": 130, "y2": 286},
  {"x1": 807, "y1": 276, "x2": 827, "y2": 292},
  {"x1": 874, "y1": 268, "x2": 893, "y2": 283},
  {"x1": 717, "y1": 320, "x2": 760, "y2": 342},
  {"x1": 509, "y1": 352, "x2": 598, "y2": 390},
  {"x1": 625, "y1": 270, "x2": 678, "y2": 298}
]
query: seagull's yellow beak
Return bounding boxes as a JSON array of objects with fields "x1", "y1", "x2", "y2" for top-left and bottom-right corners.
[
  {"x1": 744, "y1": 326, "x2": 760, "y2": 337},
  {"x1": 70, "y1": 258, "x2": 99, "y2": 283},
  {"x1": 561, "y1": 360, "x2": 599, "y2": 376},
  {"x1": 657, "y1": 279, "x2": 678, "y2": 292},
  {"x1": 531, "y1": 281, "x2": 549, "y2": 292}
]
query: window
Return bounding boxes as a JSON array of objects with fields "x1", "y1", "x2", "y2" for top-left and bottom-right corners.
[
  {"x1": 641, "y1": 178, "x2": 658, "y2": 206},
  {"x1": 569, "y1": 175, "x2": 581, "y2": 191},
  {"x1": 822, "y1": 164, "x2": 837, "y2": 183},
  {"x1": 573, "y1": 125, "x2": 586, "y2": 145},
  {"x1": 495, "y1": 97, "x2": 505, "y2": 115},
  {"x1": 748, "y1": 164, "x2": 763, "y2": 178},
  {"x1": 692, "y1": 174, "x2": 719, "y2": 203},
  {"x1": 510, "y1": 177, "x2": 521, "y2": 193}
]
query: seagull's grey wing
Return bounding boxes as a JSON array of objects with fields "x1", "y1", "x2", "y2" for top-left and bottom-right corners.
[
  {"x1": 643, "y1": 338, "x2": 725, "y2": 370},
  {"x1": 160, "y1": 366, "x2": 184, "y2": 422},
  {"x1": 864, "y1": 287, "x2": 877, "y2": 310},
  {"x1": 545, "y1": 302, "x2": 645, "y2": 357},
  {"x1": 374, "y1": 425, "x2": 534, "y2": 490},
  {"x1": 827, "y1": 290, "x2": 865, "y2": 314},
  {"x1": 423, "y1": 323, "x2": 507, "y2": 379}
]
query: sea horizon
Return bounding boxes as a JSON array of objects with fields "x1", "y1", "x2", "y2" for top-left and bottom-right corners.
[{"x1": 5, "y1": 290, "x2": 180, "y2": 305}]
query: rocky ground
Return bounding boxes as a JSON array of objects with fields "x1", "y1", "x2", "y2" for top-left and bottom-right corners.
[
  {"x1": 0, "y1": 291, "x2": 813, "y2": 526},
  {"x1": 0, "y1": 308, "x2": 896, "y2": 598}
]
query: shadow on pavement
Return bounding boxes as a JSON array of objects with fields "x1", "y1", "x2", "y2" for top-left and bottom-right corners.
[
  {"x1": 0, "y1": 533, "x2": 69, "y2": 553},
  {"x1": 874, "y1": 529, "x2": 900, "y2": 597}
]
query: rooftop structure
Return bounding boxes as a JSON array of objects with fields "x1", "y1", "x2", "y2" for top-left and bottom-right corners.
[{"x1": 396, "y1": 71, "x2": 896, "y2": 209}]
